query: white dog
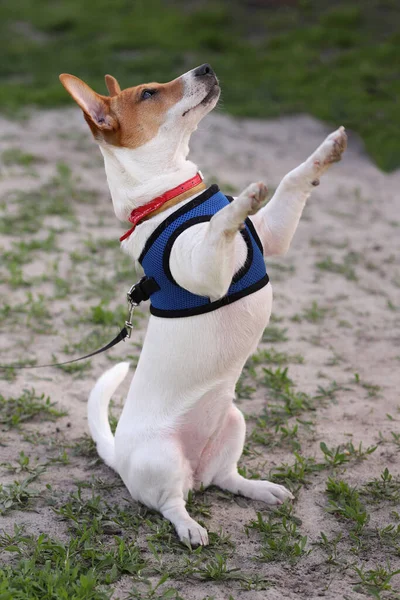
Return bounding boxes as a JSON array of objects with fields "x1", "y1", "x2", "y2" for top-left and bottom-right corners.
[{"x1": 60, "y1": 64, "x2": 347, "y2": 546}]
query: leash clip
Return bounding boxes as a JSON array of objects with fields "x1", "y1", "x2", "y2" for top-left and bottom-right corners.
[{"x1": 125, "y1": 286, "x2": 139, "y2": 339}]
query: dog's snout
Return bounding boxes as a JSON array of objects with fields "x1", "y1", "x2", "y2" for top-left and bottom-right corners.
[{"x1": 194, "y1": 64, "x2": 215, "y2": 78}]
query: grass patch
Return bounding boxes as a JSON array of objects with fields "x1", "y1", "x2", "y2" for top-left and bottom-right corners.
[
  {"x1": 325, "y1": 477, "x2": 369, "y2": 534},
  {"x1": 2, "y1": 147, "x2": 42, "y2": 167},
  {"x1": 0, "y1": 388, "x2": 67, "y2": 429},
  {"x1": 353, "y1": 562, "x2": 400, "y2": 599},
  {"x1": 262, "y1": 325, "x2": 288, "y2": 343},
  {"x1": 0, "y1": 525, "x2": 147, "y2": 599},
  {"x1": 247, "y1": 504, "x2": 308, "y2": 563},
  {"x1": 0, "y1": 472, "x2": 43, "y2": 514},
  {"x1": 0, "y1": 163, "x2": 95, "y2": 237},
  {"x1": 361, "y1": 468, "x2": 400, "y2": 504},
  {"x1": 316, "y1": 253, "x2": 359, "y2": 281}
]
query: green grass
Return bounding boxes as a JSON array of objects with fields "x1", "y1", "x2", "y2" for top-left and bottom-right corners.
[
  {"x1": 247, "y1": 504, "x2": 309, "y2": 563},
  {"x1": 0, "y1": 0, "x2": 399, "y2": 170},
  {"x1": 2, "y1": 147, "x2": 42, "y2": 167},
  {"x1": 325, "y1": 477, "x2": 369, "y2": 534},
  {"x1": 0, "y1": 388, "x2": 67, "y2": 429},
  {"x1": 0, "y1": 526, "x2": 147, "y2": 600}
]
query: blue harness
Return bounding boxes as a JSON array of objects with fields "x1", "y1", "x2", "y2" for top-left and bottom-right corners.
[{"x1": 139, "y1": 185, "x2": 269, "y2": 318}]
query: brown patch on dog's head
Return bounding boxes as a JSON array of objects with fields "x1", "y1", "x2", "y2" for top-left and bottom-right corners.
[{"x1": 59, "y1": 74, "x2": 184, "y2": 149}]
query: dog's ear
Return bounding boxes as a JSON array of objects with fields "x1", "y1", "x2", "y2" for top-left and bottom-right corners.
[
  {"x1": 59, "y1": 74, "x2": 118, "y2": 132},
  {"x1": 105, "y1": 74, "x2": 121, "y2": 97}
]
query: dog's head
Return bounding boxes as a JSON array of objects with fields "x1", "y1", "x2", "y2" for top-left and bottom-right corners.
[{"x1": 60, "y1": 64, "x2": 220, "y2": 151}]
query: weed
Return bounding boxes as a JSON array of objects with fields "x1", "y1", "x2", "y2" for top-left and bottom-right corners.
[
  {"x1": 235, "y1": 374, "x2": 255, "y2": 399},
  {"x1": 316, "y1": 531, "x2": 343, "y2": 565},
  {"x1": 314, "y1": 380, "x2": 350, "y2": 402},
  {"x1": 353, "y1": 373, "x2": 381, "y2": 398},
  {"x1": 1, "y1": 451, "x2": 46, "y2": 475},
  {"x1": 325, "y1": 478, "x2": 369, "y2": 533},
  {"x1": 316, "y1": 254, "x2": 358, "y2": 281},
  {"x1": 391, "y1": 431, "x2": 400, "y2": 448},
  {"x1": 55, "y1": 360, "x2": 92, "y2": 376},
  {"x1": 194, "y1": 553, "x2": 242, "y2": 581},
  {"x1": 251, "y1": 421, "x2": 301, "y2": 452},
  {"x1": 353, "y1": 562, "x2": 400, "y2": 598},
  {"x1": 320, "y1": 442, "x2": 351, "y2": 467},
  {"x1": 2, "y1": 147, "x2": 42, "y2": 167},
  {"x1": 320, "y1": 441, "x2": 377, "y2": 467},
  {"x1": 295, "y1": 301, "x2": 330, "y2": 323},
  {"x1": 0, "y1": 472, "x2": 43, "y2": 514},
  {"x1": 2, "y1": 232, "x2": 58, "y2": 266},
  {"x1": 55, "y1": 487, "x2": 140, "y2": 535},
  {"x1": 262, "y1": 325, "x2": 288, "y2": 343},
  {"x1": 362, "y1": 468, "x2": 400, "y2": 504},
  {"x1": 249, "y1": 348, "x2": 304, "y2": 366},
  {"x1": 0, "y1": 525, "x2": 147, "y2": 598},
  {"x1": 0, "y1": 389, "x2": 66, "y2": 429},
  {"x1": 271, "y1": 453, "x2": 324, "y2": 486},
  {"x1": 129, "y1": 575, "x2": 186, "y2": 599},
  {"x1": 248, "y1": 505, "x2": 309, "y2": 563}
]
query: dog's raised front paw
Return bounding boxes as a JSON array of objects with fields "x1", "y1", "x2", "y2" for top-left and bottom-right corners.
[
  {"x1": 239, "y1": 181, "x2": 268, "y2": 216},
  {"x1": 309, "y1": 126, "x2": 347, "y2": 184}
]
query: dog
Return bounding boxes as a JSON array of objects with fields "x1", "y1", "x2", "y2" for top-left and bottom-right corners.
[{"x1": 60, "y1": 64, "x2": 347, "y2": 546}]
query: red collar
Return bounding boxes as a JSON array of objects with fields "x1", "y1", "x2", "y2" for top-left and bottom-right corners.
[{"x1": 120, "y1": 172, "x2": 204, "y2": 242}]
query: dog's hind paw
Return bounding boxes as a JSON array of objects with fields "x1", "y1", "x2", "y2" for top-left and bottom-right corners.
[
  {"x1": 177, "y1": 521, "x2": 209, "y2": 547},
  {"x1": 250, "y1": 480, "x2": 295, "y2": 505}
]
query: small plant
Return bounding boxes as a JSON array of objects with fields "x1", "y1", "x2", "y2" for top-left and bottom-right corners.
[
  {"x1": 262, "y1": 325, "x2": 288, "y2": 343},
  {"x1": 2, "y1": 147, "x2": 41, "y2": 167},
  {"x1": 362, "y1": 468, "x2": 400, "y2": 504},
  {"x1": 353, "y1": 562, "x2": 400, "y2": 598},
  {"x1": 325, "y1": 478, "x2": 369, "y2": 533},
  {"x1": 320, "y1": 441, "x2": 377, "y2": 466},
  {"x1": 0, "y1": 473, "x2": 43, "y2": 514},
  {"x1": 195, "y1": 553, "x2": 242, "y2": 581},
  {"x1": 320, "y1": 442, "x2": 350, "y2": 467},
  {"x1": 248, "y1": 348, "x2": 304, "y2": 366},
  {"x1": 316, "y1": 253, "x2": 358, "y2": 281},
  {"x1": 302, "y1": 301, "x2": 330, "y2": 323},
  {"x1": 271, "y1": 453, "x2": 324, "y2": 485},
  {"x1": 314, "y1": 380, "x2": 350, "y2": 402},
  {"x1": 316, "y1": 531, "x2": 343, "y2": 565},
  {"x1": 247, "y1": 506, "x2": 308, "y2": 563},
  {"x1": 0, "y1": 389, "x2": 66, "y2": 429}
]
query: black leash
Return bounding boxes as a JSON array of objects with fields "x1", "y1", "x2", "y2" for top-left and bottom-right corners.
[{"x1": 0, "y1": 277, "x2": 159, "y2": 370}]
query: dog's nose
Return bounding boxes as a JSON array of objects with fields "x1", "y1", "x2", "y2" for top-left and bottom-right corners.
[{"x1": 194, "y1": 64, "x2": 215, "y2": 78}]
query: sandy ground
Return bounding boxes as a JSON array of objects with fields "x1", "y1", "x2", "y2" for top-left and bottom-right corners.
[{"x1": 0, "y1": 107, "x2": 400, "y2": 599}]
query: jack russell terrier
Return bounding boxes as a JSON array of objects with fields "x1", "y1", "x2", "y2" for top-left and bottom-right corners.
[{"x1": 60, "y1": 64, "x2": 347, "y2": 546}]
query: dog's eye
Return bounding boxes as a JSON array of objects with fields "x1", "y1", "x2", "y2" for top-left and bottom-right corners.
[{"x1": 141, "y1": 89, "x2": 156, "y2": 100}]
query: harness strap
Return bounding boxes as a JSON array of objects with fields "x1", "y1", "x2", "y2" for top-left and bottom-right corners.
[{"x1": 0, "y1": 276, "x2": 159, "y2": 370}]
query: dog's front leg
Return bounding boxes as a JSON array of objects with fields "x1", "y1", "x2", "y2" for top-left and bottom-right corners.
[
  {"x1": 251, "y1": 127, "x2": 347, "y2": 256},
  {"x1": 170, "y1": 183, "x2": 268, "y2": 300}
]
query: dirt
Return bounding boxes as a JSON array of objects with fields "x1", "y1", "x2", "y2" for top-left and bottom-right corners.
[{"x1": 0, "y1": 107, "x2": 399, "y2": 599}]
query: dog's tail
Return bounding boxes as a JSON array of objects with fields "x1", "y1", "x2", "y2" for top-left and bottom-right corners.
[{"x1": 87, "y1": 362, "x2": 130, "y2": 470}]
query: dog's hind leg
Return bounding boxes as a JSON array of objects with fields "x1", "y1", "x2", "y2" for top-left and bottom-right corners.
[
  {"x1": 118, "y1": 437, "x2": 208, "y2": 546},
  {"x1": 198, "y1": 404, "x2": 293, "y2": 504},
  {"x1": 160, "y1": 496, "x2": 209, "y2": 546}
]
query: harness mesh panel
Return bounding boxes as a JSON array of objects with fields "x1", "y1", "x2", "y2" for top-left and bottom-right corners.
[{"x1": 140, "y1": 186, "x2": 268, "y2": 316}]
